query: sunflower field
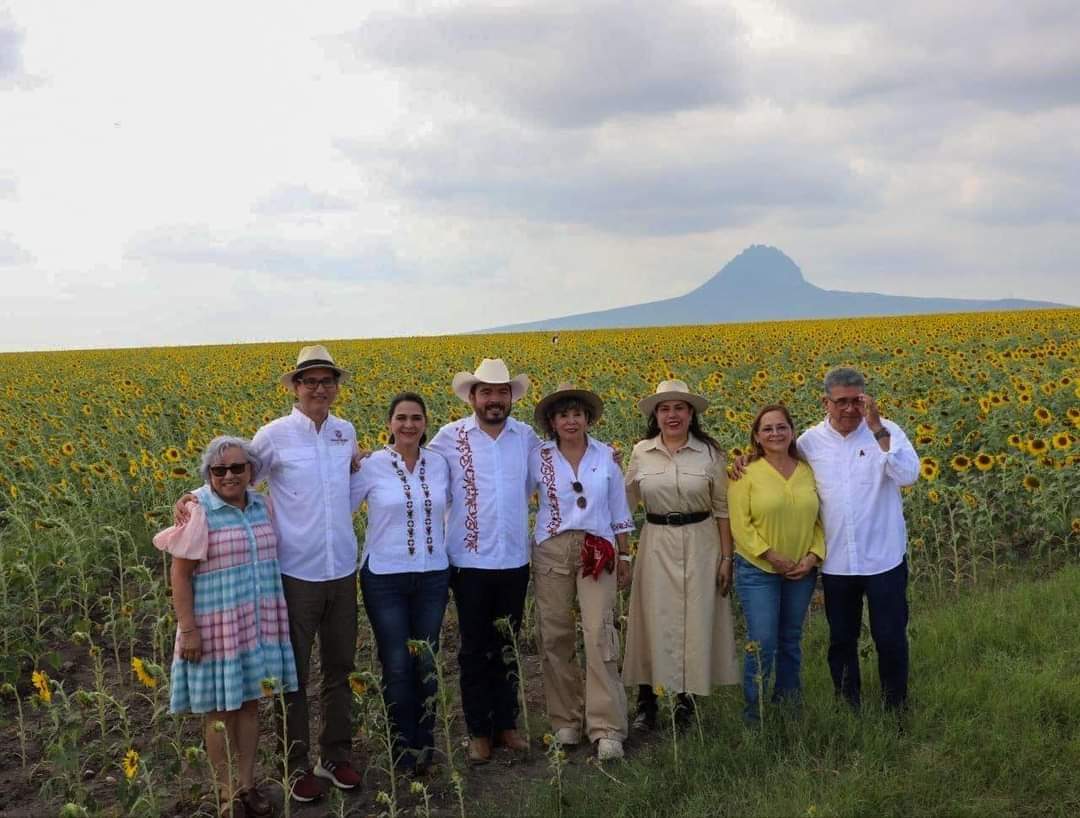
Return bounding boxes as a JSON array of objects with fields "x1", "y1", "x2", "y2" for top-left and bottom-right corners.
[{"x1": 0, "y1": 308, "x2": 1077, "y2": 815}]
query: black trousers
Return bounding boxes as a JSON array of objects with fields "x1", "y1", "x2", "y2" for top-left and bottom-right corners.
[
  {"x1": 822, "y1": 558, "x2": 910, "y2": 710},
  {"x1": 449, "y1": 565, "x2": 531, "y2": 737}
]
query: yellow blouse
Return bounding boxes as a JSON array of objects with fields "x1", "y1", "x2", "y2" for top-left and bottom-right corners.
[{"x1": 728, "y1": 458, "x2": 825, "y2": 573}]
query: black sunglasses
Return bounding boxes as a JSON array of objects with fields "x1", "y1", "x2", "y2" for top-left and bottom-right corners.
[
  {"x1": 209, "y1": 463, "x2": 249, "y2": 477},
  {"x1": 572, "y1": 481, "x2": 587, "y2": 509}
]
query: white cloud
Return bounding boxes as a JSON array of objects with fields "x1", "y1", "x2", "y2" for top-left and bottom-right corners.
[{"x1": 0, "y1": 0, "x2": 1077, "y2": 352}]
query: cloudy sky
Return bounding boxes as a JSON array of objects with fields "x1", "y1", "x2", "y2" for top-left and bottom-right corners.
[{"x1": 2, "y1": 0, "x2": 1078, "y2": 352}]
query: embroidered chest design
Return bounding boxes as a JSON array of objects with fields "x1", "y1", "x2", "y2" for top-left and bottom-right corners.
[
  {"x1": 539, "y1": 447, "x2": 562, "y2": 538},
  {"x1": 454, "y1": 425, "x2": 480, "y2": 552},
  {"x1": 388, "y1": 449, "x2": 434, "y2": 556}
]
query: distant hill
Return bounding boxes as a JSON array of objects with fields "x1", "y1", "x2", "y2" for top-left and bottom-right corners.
[{"x1": 485, "y1": 245, "x2": 1070, "y2": 332}]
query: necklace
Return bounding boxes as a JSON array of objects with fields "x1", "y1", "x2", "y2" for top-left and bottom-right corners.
[{"x1": 388, "y1": 447, "x2": 434, "y2": 555}]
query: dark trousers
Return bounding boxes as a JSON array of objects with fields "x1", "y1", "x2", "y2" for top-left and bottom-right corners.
[
  {"x1": 360, "y1": 564, "x2": 450, "y2": 770},
  {"x1": 822, "y1": 559, "x2": 909, "y2": 710},
  {"x1": 278, "y1": 572, "x2": 358, "y2": 768},
  {"x1": 449, "y1": 564, "x2": 530, "y2": 737}
]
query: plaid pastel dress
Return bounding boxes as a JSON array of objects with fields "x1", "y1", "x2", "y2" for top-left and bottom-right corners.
[{"x1": 154, "y1": 486, "x2": 299, "y2": 713}]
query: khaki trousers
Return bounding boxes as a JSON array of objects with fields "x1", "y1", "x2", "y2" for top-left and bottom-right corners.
[{"x1": 533, "y1": 530, "x2": 627, "y2": 742}]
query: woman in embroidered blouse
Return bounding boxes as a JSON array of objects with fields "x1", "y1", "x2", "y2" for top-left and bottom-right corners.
[
  {"x1": 350, "y1": 392, "x2": 452, "y2": 774},
  {"x1": 153, "y1": 436, "x2": 298, "y2": 818},
  {"x1": 728, "y1": 404, "x2": 825, "y2": 723},
  {"x1": 527, "y1": 384, "x2": 635, "y2": 762},
  {"x1": 622, "y1": 380, "x2": 739, "y2": 731}
]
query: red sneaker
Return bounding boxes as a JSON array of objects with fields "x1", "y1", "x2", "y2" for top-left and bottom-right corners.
[
  {"x1": 289, "y1": 769, "x2": 324, "y2": 803},
  {"x1": 315, "y1": 758, "x2": 362, "y2": 790}
]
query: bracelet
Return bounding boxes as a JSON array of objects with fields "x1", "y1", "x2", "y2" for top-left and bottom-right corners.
[
  {"x1": 180, "y1": 628, "x2": 196, "y2": 634},
  {"x1": 720, "y1": 555, "x2": 734, "y2": 562},
  {"x1": 618, "y1": 554, "x2": 632, "y2": 563}
]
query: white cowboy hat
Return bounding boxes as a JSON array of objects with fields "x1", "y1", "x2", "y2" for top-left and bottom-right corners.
[
  {"x1": 279, "y1": 344, "x2": 352, "y2": 387},
  {"x1": 533, "y1": 383, "x2": 604, "y2": 435},
  {"x1": 637, "y1": 379, "x2": 709, "y2": 417},
  {"x1": 451, "y1": 358, "x2": 530, "y2": 402}
]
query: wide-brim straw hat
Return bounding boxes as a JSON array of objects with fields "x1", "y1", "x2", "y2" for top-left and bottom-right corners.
[
  {"x1": 637, "y1": 379, "x2": 709, "y2": 417},
  {"x1": 533, "y1": 383, "x2": 604, "y2": 434},
  {"x1": 279, "y1": 344, "x2": 352, "y2": 387},
  {"x1": 451, "y1": 358, "x2": 530, "y2": 402}
]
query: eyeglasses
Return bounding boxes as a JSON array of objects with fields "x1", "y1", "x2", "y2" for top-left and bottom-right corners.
[
  {"x1": 209, "y1": 463, "x2": 249, "y2": 477},
  {"x1": 572, "y1": 481, "x2": 587, "y2": 509},
  {"x1": 298, "y1": 376, "x2": 338, "y2": 390},
  {"x1": 826, "y1": 397, "x2": 861, "y2": 409}
]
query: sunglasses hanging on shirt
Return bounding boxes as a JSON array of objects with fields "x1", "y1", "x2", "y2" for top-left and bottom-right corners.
[{"x1": 572, "y1": 480, "x2": 587, "y2": 509}]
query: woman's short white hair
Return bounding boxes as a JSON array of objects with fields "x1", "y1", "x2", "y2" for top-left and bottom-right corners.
[{"x1": 198, "y1": 436, "x2": 262, "y2": 483}]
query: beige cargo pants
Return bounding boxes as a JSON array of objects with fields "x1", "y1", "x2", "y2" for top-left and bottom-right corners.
[{"x1": 533, "y1": 530, "x2": 628, "y2": 742}]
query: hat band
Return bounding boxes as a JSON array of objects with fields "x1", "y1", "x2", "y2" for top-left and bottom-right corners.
[{"x1": 295, "y1": 359, "x2": 337, "y2": 371}]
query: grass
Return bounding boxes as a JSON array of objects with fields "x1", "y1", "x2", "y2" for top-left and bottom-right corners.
[{"x1": 491, "y1": 566, "x2": 1080, "y2": 818}]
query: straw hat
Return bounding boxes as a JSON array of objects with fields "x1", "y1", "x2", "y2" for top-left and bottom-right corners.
[
  {"x1": 636, "y1": 379, "x2": 709, "y2": 417},
  {"x1": 533, "y1": 383, "x2": 604, "y2": 435},
  {"x1": 451, "y1": 358, "x2": 530, "y2": 402},
  {"x1": 279, "y1": 344, "x2": 351, "y2": 387}
]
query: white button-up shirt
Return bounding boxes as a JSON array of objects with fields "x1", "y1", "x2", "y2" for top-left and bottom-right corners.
[
  {"x1": 428, "y1": 414, "x2": 541, "y2": 570},
  {"x1": 529, "y1": 437, "x2": 635, "y2": 546},
  {"x1": 250, "y1": 407, "x2": 359, "y2": 582},
  {"x1": 797, "y1": 417, "x2": 920, "y2": 577},
  {"x1": 350, "y1": 447, "x2": 452, "y2": 575}
]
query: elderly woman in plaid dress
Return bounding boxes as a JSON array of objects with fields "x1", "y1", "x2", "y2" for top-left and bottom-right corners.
[{"x1": 155, "y1": 436, "x2": 299, "y2": 818}]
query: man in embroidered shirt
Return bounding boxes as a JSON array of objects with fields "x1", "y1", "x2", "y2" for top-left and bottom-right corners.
[
  {"x1": 798, "y1": 366, "x2": 920, "y2": 711},
  {"x1": 428, "y1": 358, "x2": 539, "y2": 763},
  {"x1": 174, "y1": 344, "x2": 363, "y2": 802}
]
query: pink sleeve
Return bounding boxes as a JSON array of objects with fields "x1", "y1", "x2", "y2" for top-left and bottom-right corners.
[{"x1": 152, "y1": 504, "x2": 209, "y2": 560}]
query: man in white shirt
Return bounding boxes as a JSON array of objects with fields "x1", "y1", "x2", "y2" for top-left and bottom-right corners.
[
  {"x1": 797, "y1": 366, "x2": 920, "y2": 711},
  {"x1": 428, "y1": 358, "x2": 539, "y2": 764},
  {"x1": 178, "y1": 345, "x2": 364, "y2": 802}
]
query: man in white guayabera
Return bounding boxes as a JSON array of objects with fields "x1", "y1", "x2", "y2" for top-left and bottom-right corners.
[
  {"x1": 427, "y1": 358, "x2": 539, "y2": 764},
  {"x1": 800, "y1": 366, "x2": 919, "y2": 712},
  {"x1": 175, "y1": 345, "x2": 363, "y2": 803}
]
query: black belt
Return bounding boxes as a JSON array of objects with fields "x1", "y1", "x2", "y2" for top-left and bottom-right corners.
[{"x1": 645, "y1": 511, "x2": 711, "y2": 527}]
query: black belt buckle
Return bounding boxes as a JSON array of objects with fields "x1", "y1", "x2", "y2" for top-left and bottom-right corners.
[{"x1": 665, "y1": 511, "x2": 685, "y2": 526}]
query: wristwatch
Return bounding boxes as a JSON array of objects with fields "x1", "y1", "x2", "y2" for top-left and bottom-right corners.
[
  {"x1": 873, "y1": 427, "x2": 891, "y2": 440},
  {"x1": 618, "y1": 553, "x2": 632, "y2": 563}
]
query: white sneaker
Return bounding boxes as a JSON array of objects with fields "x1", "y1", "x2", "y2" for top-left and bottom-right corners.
[
  {"x1": 596, "y1": 738, "x2": 624, "y2": 761},
  {"x1": 554, "y1": 726, "x2": 582, "y2": 746}
]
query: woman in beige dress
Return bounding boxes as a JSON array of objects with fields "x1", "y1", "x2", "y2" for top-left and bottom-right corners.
[{"x1": 623, "y1": 380, "x2": 739, "y2": 730}]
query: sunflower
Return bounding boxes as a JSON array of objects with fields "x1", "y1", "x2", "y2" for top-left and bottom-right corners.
[
  {"x1": 122, "y1": 749, "x2": 140, "y2": 781},
  {"x1": 1034, "y1": 407, "x2": 1053, "y2": 425},
  {"x1": 169, "y1": 466, "x2": 190, "y2": 479},
  {"x1": 61, "y1": 441, "x2": 76, "y2": 457},
  {"x1": 1026, "y1": 438, "x2": 1048, "y2": 456},
  {"x1": 1022, "y1": 475, "x2": 1041, "y2": 492},
  {"x1": 131, "y1": 657, "x2": 157, "y2": 689},
  {"x1": 162, "y1": 447, "x2": 182, "y2": 463},
  {"x1": 32, "y1": 670, "x2": 52, "y2": 704},
  {"x1": 920, "y1": 457, "x2": 939, "y2": 481},
  {"x1": 1007, "y1": 434, "x2": 1022, "y2": 449},
  {"x1": 1017, "y1": 392, "x2": 1032, "y2": 405},
  {"x1": 949, "y1": 454, "x2": 971, "y2": 473},
  {"x1": 1052, "y1": 432, "x2": 1071, "y2": 451},
  {"x1": 974, "y1": 453, "x2": 994, "y2": 472},
  {"x1": 927, "y1": 488, "x2": 941, "y2": 504},
  {"x1": 1071, "y1": 518, "x2": 1080, "y2": 535}
]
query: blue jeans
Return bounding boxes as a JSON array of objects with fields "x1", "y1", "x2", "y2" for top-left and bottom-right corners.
[
  {"x1": 735, "y1": 556, "x2": 817, "y2": 722},
  {"x1": 360, "y1": 563, "x2": 450, "y2": 769}
]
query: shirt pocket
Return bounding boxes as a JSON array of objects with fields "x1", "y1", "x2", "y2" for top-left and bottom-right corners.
[
  {"x1": 675, "y1": 468, "x2": 712, "y2": 508},
  {"x1": 852, "y1": 452, "x2": 881, "y2": 486},
  {"x1": 276, "y1": 447, "x2": 317, "y2": 491}
]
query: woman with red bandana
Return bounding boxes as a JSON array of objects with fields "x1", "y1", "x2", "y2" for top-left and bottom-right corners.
[{"x1": 528, "y1": 384, "x2": 635, "y2": 762}]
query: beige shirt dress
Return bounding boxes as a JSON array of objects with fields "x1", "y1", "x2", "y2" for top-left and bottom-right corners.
[{"x1": 622, "y1": 434, "x2": 739, "y2": 695}]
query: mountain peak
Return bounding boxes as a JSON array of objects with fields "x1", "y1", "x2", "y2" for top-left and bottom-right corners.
[{"x1": 694, "y1": 244, "x2": 807, "y2": 293}]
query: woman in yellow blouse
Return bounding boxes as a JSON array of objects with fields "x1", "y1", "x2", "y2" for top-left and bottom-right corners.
[{"x1": 728, "y1": 404, "x2": 825, "y2": 723}]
